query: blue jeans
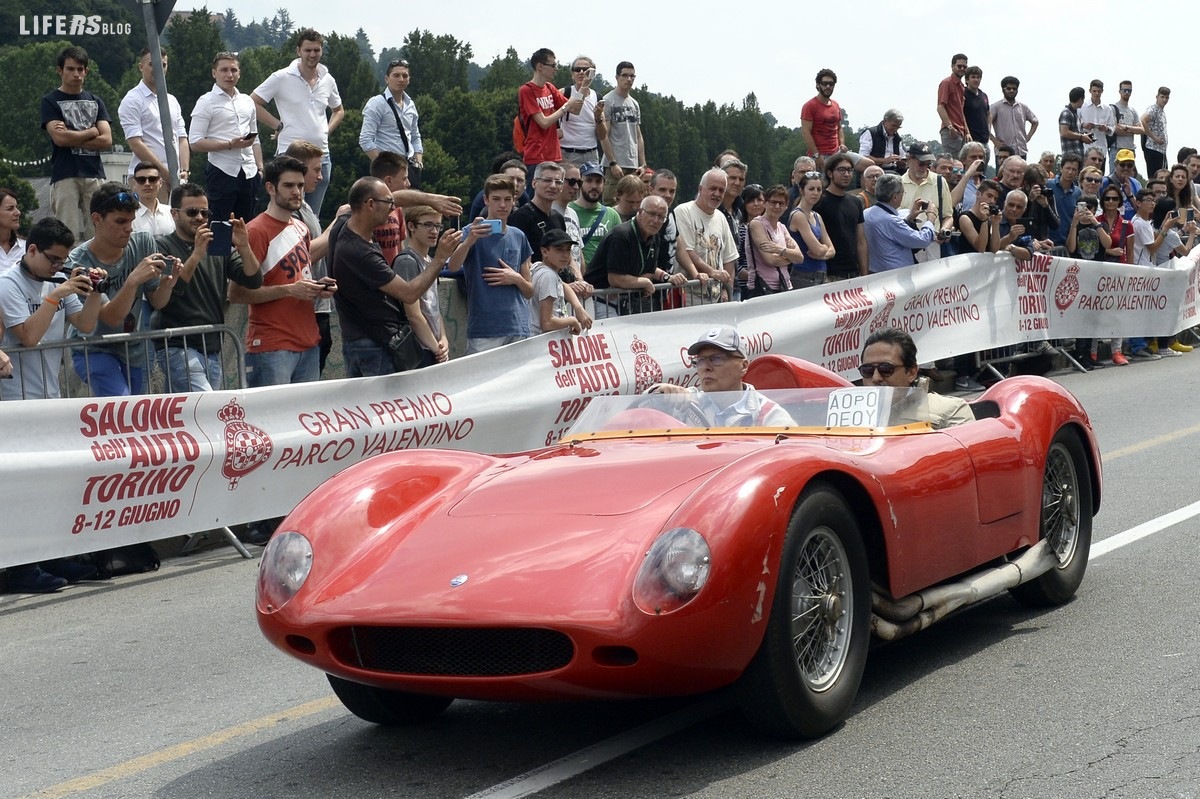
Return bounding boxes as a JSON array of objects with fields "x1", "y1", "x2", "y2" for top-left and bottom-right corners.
[
  {"x1": 342, "y1": 338, "x2": 395, "y2": 378},
  {"x1": 157, "y1": 346, "x2": 223, "y2": 392},
  {"x1": 72, "y1": 351, "x2": 145, "y2": 396},
  {"x1": 305, "y1": 154, "x2": 332, "y2": 218},
  {"x1": 245, "y1": 347, "x2": 319, "y2": 387}
]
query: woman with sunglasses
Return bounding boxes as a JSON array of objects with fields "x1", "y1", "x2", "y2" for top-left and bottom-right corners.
[
  {"x1": 0, "y1": 188, "x2": 24, "y2": 273},
  {"x1": 1093, "y1": 183, "x2": 1133, "y2": 365},
  {"x1": 787, "y1": 173, "x2": 835, "y2": 288},
  {"x1": 859, "y1": 327, "x2": 975, "y2": 426},
  {"x1": 745, "y1": 185, "x2": 802, "y2": 297}
]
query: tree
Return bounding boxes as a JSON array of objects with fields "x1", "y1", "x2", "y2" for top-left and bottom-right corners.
[
  {"x1": 318, "y1": 32, "x2": 380, "y2": 116},
  {"x1": 0, "y1": 0, "x2": 138, "y2": 86},
  {"x1": 353, "y1": 28, "x2": 373, "y2": 63},
  {"x1": 163, "y1": 6, "x2": 226, "y2": 126},
  {"x1": 383, "y1": 30, "x2": 471, "y2": 97},
  {"x1": 479, "y1": 47, "x2": 526, "y2": 92}
]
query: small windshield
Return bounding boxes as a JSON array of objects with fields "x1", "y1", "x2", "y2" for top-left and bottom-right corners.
[{"x1": 563, "y1": 386, "x2": 933, "y2": 439}]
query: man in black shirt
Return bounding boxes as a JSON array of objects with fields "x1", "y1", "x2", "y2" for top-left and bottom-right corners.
[
  {"x1": 588, "y1": 195, "x2": 684, "y2": 315},
  {"x1": 815, "y1": 153, "x2": 868, "y2": 279},
  {"x1": 330, "y1": 177, "x2": 452, "y2": 376},
  {"x1": 509, "y1": 161, "x2": 570, "y2": 264},
  {"x1": 963, "y1": 66, "x2": 991, "y2": 149}
]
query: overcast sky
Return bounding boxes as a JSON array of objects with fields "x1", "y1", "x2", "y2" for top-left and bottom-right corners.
[{"x1": 190, "y1": 1, "x2": 1195, "y2": 176}]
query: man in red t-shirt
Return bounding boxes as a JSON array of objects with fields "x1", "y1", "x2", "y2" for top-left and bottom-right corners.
[
  {"x1": 801, "y1": 68, "x2": 854, "y2": 173},
  {"x1": 518, "y1": 48, "x2": 583, "y2": 172},
  {"x1": 937, "y1": 54, "x2": 969, "y2": 156},
  {"x1": 228, "y1": 154, "x2": 335, "y2": 386}
]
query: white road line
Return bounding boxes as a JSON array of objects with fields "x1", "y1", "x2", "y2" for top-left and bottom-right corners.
[
  {"x1": 467, "y1": 502, "x2": 1200, "y2": 799},
  {"x1": 1089, "y1": 499, "x2": 1200, "y2": 560},
  {"x1": 463, "y1": 694, "x2": 733, "y2": 799}
]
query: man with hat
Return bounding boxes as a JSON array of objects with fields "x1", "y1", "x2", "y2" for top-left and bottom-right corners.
[
  {"x1": 569, "y1": 161, "x2": 622, "y2": 265},
  {"x1": 1103, "y1": 149, "x2": 1143, "y2": 221},
  {"x1": 529, "y1": 228, "x2": 590, "y2": 336},
  {"x1": 900, "y1": 142, "x2": 955, "y2": 261},
  {"x1": 646, "y1": 326, "x2": 796, "y2": 427}
]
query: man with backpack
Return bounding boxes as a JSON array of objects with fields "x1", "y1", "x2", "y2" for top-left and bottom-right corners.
[{"x1": 517, "y1": 49, "x2": 583, "y2": 179}]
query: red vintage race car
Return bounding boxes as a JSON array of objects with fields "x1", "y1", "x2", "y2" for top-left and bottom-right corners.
[{"x1": 256, "y1": 355, "x2": 1101, "y2": 739}]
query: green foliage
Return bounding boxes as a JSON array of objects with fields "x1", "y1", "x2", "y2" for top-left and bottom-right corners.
[
  {"x1": 419, "y1": 139, "x2": 468, "y2": 200},
  {"x1": 0, "y1": 0, "x2": 138, "y2": 86},
  {"x1": 220, "y1": 7, "x2": 294, "y2": 51},
  {"x1": 479, "y1": 47, "x2": 526, "y2": 92},
  {"x1": 163, "y1": 7, "x2": 226, "y2": 126},
  {"x1": 377, "y1": 30, "x2": 471, "y2": 96},
  {"x1": 324, "y1": 108, "x2": 370, "y2": 221},
  {"x1": 235, "y1": 45, "x2": 287, "y2": 97},
  {"x1": 320, "y1": 32, "x2": 379, "y2": 114}
]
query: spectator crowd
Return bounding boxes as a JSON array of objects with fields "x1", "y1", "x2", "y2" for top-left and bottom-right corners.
[{"x1": 3, "y1": 40, "x2": 1200, "y2": 591}]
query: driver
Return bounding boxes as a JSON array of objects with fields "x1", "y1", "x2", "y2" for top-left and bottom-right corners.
[
  {"x1": 859, "y1": 327, "x2": 974, "y2": 429},
  {"x1": 647, "y1": 325, "x2": 796, "y2": 426}
]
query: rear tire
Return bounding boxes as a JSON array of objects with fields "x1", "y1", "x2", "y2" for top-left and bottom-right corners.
[
  {"x1": 327, "y1": 674, "x2": 453, "y2": 725},
  {"x1": 1010, "y1": 428, "x2": 1093, "y2": 607},
  {"x1": 736, "y1": 483, "x2": 870, "y2": 738}
]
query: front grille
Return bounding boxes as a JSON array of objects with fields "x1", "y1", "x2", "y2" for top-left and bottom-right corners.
[{"x1": 331, "y1": 626, "x2": 575, "y2": 676}]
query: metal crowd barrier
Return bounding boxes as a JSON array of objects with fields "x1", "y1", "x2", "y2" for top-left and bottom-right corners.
[
  {"x1": 1, "y1": 323, "x2": 246, "y2": 400},
  {"x1": 591, "y1": 278, "x2": 725, "y2": 317},
  {"x1": 977, "y1": 342, "x2": 1086, "y2": 380}
]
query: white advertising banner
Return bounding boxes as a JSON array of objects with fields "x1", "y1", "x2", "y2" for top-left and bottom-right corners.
[{"x1": 2, "y1": 252, "x2": 1195, "y2": 567}]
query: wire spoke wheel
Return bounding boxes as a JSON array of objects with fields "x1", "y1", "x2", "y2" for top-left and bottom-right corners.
[{"x1": 790, "y1": 526, "x2": 851, "y2": 692}]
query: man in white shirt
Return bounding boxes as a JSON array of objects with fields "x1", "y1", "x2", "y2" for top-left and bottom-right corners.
[
  {"x1": 673, "y1": 169, "x2": 737, "y2": 305},
  {"x1": 558, "y1": 55, "x2": 607, "y2": 168},
  {"x1": 118, "y1": 48, "x2": 189, "y2": 196},
  {"x1": 1078, "y1": 80, "x2": 1116, "y2": 173},
  {"x1": 359, "y1": 58, "x2": 423, "y2": 186},
  {"x1": 189, "y1": 51, "x2": 262, "y2": 223},
  {"x1": 130, "y1": 162, "x2": 173, "y2": 236},
  {"x1": 252, "y1": 29, "x2": 344, "y2": 217}
]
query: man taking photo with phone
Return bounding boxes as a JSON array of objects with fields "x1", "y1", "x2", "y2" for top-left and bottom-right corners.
[{"x1": 151, "y1": 183, "x2": 261, "y2": 392}]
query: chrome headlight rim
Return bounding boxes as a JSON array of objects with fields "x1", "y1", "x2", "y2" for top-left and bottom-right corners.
[
  {"x1": 257, "y1": 530, "x2": 313, "y2": 613},
  {"x1": 632, "y1": 527, "x2": 711, "y2": 615}
]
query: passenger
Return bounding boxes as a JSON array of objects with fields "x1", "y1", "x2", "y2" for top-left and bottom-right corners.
[
  {"x1": 859, "y1": 327, "x2": 974, "y2": 429},
  {"x1": 646, "y1": 325, "x2": 796, "y2": 427}
]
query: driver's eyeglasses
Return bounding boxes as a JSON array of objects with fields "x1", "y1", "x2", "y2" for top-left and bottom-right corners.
[
  {"x1": 858, "y1": 362, "x2": 900, "y2": 379},
  {"x1": 691, "y1": 353, "x2": 734, "y2": 368}
]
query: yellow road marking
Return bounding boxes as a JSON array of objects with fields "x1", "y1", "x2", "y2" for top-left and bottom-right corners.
[
  {"x1": 21, "y1": 696, "x2": 340, "y2": 799},
  {"x1": 1102, "y1": 422, "x2": 1200, "y2": 462}
]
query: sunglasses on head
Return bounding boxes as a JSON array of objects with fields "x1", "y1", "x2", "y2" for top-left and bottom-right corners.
[
  {"x1": 387, "y1": 59, "x2": 409, "y2": 69},
  {"x1": 858, "y1": 362, "x2": 900, "y2": 379}
]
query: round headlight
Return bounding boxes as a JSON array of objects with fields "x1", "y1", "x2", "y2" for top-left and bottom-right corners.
[
  {"x1": 257, "y1": 531, "x2": 313, "y2": 612},
  {"x1": 633, "y1": 527, "x2": 711, "y2": 615}
]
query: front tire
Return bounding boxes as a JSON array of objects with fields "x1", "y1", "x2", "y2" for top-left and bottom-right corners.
[
  {"x1": 1010, "y1": 428, "x2": 1093, "y2": 607},
  {"x1": 327, "y1": 674, "x2": 453, "y2": 725},
  {"x1": 736, "y1": 483, "x2": 870, "y2": 739}
]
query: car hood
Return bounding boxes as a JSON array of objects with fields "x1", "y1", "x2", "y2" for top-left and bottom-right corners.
[{"x1": 446, "y1": 438, "x2": 746, "y2": 517}]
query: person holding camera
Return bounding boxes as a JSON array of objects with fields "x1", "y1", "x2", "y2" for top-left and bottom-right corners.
[
  {"x1": 864, "y1": 174, "x2": 939, "y2": 273},
  {"x1": 66, "y1": 183, "x2": 167, "y2": 396},
  {"x1": 151, "y1": 183, "x2": 261, "y2": 392},
  {"x1": 955, "y1": 179, "x2": 1004, "y2": 254},
  {"x1": 899, "y1": 143, "x2": 955, "y2": 262},
  {"x1": 0, "y1": 217, "x2": 103, "y2": 401}
]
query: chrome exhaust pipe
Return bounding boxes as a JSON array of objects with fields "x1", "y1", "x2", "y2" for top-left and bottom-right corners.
[{"x1": 870, "y1": 540, "x2": 1058, "y2": 641}]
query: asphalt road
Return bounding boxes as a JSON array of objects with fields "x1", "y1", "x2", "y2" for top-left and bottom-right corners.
[{"x1": 4, "y1": 357, "x2": 1199, "y2": 799}]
